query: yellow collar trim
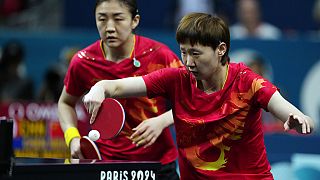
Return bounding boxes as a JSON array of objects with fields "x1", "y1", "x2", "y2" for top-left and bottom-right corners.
[{"x1": 99, "y1": 35, "x2": 136, "y2": 60}]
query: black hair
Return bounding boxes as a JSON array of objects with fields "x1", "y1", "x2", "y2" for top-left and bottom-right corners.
[
  {"x1": 176, "y1": 13, "x2": 230, "y2": 65},
  {"x1": 95, "y1": 0, "x2": 139, "y2": 18}
]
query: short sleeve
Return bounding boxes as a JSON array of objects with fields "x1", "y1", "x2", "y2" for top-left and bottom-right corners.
[
  {"x1": 142, "y1": 68, "x2": 180, "y2": 99},
  {"x1": 64, "y1": 54, "x2": 86, "y2": 97},
  {"x1": 246, "y1": 71, "x2": 278, "y2": 110}
]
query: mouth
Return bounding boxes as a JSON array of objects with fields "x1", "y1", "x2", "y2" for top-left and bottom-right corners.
[{"x1": 106, "y1": 36, "x2": 117, "y2": 41}]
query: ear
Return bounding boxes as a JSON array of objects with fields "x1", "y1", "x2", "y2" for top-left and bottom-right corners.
[
  {"x1": 131, "y1": 15, "x2": 140, "y2": 30},
  {"x1": 217, "y1": 42, "x2": 227, "y2": 56}
]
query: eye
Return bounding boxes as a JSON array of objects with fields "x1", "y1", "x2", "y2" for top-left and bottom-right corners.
[
  {"x1": 181, "y1": 51, "x2": 186, "y2": 56},
  {"x1": 191, "y1": 52, "x2": 200, "y2": 57},
  {"x1": 114, "y1": 15, "x2": 125, "y2": 21},
  {"x1": 98, "y1": 17, "x2": 106, "y2": 22}
]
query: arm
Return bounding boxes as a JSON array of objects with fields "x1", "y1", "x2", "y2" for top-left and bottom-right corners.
[
  {"x1": 267, "y1": 91, "x2": 314, "y2": 134},
  {"x1": 130, "y1": 110, "x2": 174, "y2": 148},
  {"x1": 58, "y1": 86, "x2": 84, "y2": 159},
  {"x1": 83, "y1": 76, "x2": 147, "y2": 123}
]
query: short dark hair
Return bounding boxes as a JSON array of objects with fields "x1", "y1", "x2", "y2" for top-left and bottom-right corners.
[
  {"x1": 176, "y1": 13, "x2": 230, "y2": 65},
  {"x1": 95, "y1": 0, "x2": 139, "y2": 18}
]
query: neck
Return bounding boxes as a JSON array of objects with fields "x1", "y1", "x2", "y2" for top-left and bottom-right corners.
[
  {"x1": 200, "y1": 64, "x2": 229, "y2": 93},
  {"x1": 103, "y1": 34, "x2": 135, "y2": 62}
]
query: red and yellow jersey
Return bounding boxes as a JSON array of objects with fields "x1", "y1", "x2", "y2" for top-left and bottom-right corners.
[
  {"x1": 143, "y1": 63, "x2": 277, "y2": 179},
  {"x1": 64, "y1": 35, "x2": 183, "y2": 164}
]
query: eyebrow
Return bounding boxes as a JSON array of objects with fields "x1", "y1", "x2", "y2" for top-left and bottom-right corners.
[
  {"x1": 180, "y1": 47, "x2": 200, "y2": 52},
  {"x1": 97, "y1": 12, "x2": 125, "y2": 16}
]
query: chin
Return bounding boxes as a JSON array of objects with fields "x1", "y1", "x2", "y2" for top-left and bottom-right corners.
[{"x1": 106, "y1": 42, "x2": 120, "y2": 48}]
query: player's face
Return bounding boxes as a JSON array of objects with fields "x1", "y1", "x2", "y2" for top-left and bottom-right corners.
[
  {"x1": 95, "y1": 0, "x2": 139, "y2": 48},
  {"x1": 180, "y1": 43, "x2": 221, "y2": 80}
]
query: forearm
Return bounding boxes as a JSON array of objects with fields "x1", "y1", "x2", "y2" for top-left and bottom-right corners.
[
  {"x1": 58, "y1": 87, "x2": 82, "y2": 147},
  {"x1": 58, "y1": 100, "x2": 78, "y2": 132},
  {"x1": 95, "y1": 77, "x2": 147, "y2": 98},
  {"x1": 268, "y1": 91, "x2": 315, "y2": 130}
]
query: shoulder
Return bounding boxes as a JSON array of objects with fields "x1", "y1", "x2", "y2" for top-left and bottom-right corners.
[
  {"x1": 230, "y1": 62, "x2": 276, "y2": 94},
  {"x1": 70, "y1": 40, "x2": 101, "y2": 64},
  {"x1": 229, "y1": 62, "x2": 260, "y2": 87},
  {"x1": 231, "y1": 62, "x2": 261, "y2": 82},
  {"x1": 136, "y1": 35, "x2": 175, "y2": 55}
]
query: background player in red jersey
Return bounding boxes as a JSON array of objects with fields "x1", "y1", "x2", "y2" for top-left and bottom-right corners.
[
  {"x1": 58, "y1": 0, "x2": 182, "y2": 179},
  {"x1": 82, "y1": 13, "x2": 314, "y2": 180}
]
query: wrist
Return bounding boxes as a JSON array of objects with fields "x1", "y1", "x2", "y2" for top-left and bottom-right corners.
[
  {"x1": 158, "y1": 117, "x2": 170, "y2": 129},
  {"x1": 64, "y1": 127, "x2": 81, "y2": 148},
  {"x1": 91, "y1": 83, "x2": 106, "y2": 98}
]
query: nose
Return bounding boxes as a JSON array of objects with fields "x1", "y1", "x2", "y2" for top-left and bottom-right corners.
[
  {"x1": 105, "y1": 20, "x2": 115, "y2": 33},
  {"x1": 185, "y1": 55, "x2": 195, "y2": 67}
]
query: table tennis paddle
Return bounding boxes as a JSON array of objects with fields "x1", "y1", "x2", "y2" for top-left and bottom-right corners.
[
  {"x1": 90, "y1": 98, "x2": 126, "y2": 140},
  {"x1": 80, "y1": 136, "x2": 102, "y2": 160},
  {"x1": 80, "y1": 98, "x2": 125, "y2": 159}
]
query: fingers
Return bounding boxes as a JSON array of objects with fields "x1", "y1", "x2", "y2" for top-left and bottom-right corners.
[
  {"x1": 143, "y1": 137, "x2": 157, "y2": 148},
  {"x1": 303, "y1": 115, "x2": 312, "y2": 134},
  {"x1": 77, "y1": 150, "x2": 85, "y2": 159},
  {"x1": 130, "y1": 118, "x2": 164, "y2": 148},
  {"x1": 132, "y1": 122, "x2": 143, "y2": 132},
  {"x1": 292, "y1": 114, "x2": 307, "y2": 134},
  {"x1": 131, "y1": 122, "x2": 146, "y2": 139},
  {"x1": 300, "y1": 118, "x2": 307, "y2": 134},
  {"x1": 90, "y1": 104, "x2": 100, "y2": 124},
  {"x1": 70, "y1": 137, "x2": 84, "y2": 159},
  {"x1": 284, "y1": 122, "x2": 290, "y2": 132},
  {"x1": 285, "y1": 113, "x2": 312, "y2": 134},
  {"x1": 130, "y1": 128, "x2": 141, "y2": 140},
  {"x1": 83, "y1": 97, "x2": 99, "y2": 114},
  {"x1": 134, "y1": 135, "x2": 154, "y2": 148},
  {"x1": 71, "y1": 152, "x2": 78, "y2": 159},
  {"x1": 131, "y1": 127, "x2": 154, "y2": 147},
  {"x1": 71, "y1": 146, "x2": 84, "y2": 159},
  {"x1": 284, "y1": 113, "x2": 294, "y2": 131},
  {"x1": 306, "y1": 118, "x2": 311, "y2": 133},
  {"x1": 71, "y1": 148, "x2": 84, "y2": 159},
  {"x1": 131, "y1": 129, "x2": 149, "y2": 146},
  {"x1": 83, "y1": 93, "x2": 102, "y2": 124},
  {"x1": 82, "y1": 85, "x2": 105, "y2": 119}
]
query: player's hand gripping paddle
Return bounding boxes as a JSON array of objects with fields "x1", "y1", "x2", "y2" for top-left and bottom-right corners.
[
  {"x1": 80, "y1": 98, "x2": 125, "y2": 159},
  {"x1": 91, "y1": 98, "x2": 125, "y2": 140}
]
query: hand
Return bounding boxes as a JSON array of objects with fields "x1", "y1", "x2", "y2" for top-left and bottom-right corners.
[
  {"x1": 284, "y1": 113, "x2": 313, "y2": 134},
  {"x1": 130, "y1": 117, "x2": 165, "y2": 148},
  {"x1": 82, "y1": 85, "x2": 105, "y2": 124},
  {"x1": 69, "y1": 137, "x2": 84, "y2": 159}
]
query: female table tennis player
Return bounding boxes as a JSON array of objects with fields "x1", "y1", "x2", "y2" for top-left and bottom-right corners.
[
  {"x1": 58, "y1": 0, "x2": 183, "y2": 179},
  {"x1": 83, "y1": 13, "x2": 314, "y2": 180}
]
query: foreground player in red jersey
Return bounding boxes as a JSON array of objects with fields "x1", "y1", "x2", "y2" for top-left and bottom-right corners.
[
  {"x1": 83, "y1": 13, "x2": 314, "y2": 180},
  {"x1": 58, "y1": 0, "x2": 182, "y2": 179}
]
